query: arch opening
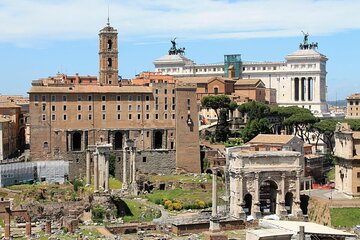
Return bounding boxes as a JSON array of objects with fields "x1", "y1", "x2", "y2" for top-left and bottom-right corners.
[
  {"x1": 114, "y1": 132, "x2": 123, "y2": 150},
  {"x1": 244, "y1": 193, "x2": 252, "y2": 215},
  {"x1": 285, "y1": 192, "x2": 293, "y2": 214},
  {"x1": 154, "y1": 131, "x2": 163, "y2": 149},
  {"x1": 72, "y1": 132, "x2": 82, "y2": 151},
  {"x1": 259, "y1": 180, "x2": 278, "y2": 215},
  {"x1": 107, "y1": 39, "x2": 112, "y2": 50}
]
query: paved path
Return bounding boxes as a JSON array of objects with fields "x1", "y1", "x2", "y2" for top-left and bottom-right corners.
[{"x1": 96, "y1": 226, "x2": 114, "y2": 237}]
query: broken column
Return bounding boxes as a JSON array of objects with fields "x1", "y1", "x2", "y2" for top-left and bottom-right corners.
[
  {"x1": 122, "y1": 145, "x2": 128, "y2": 190},
  {"x1": 86, "y1": 149, "x2": 91, "y2": 186},
  {"x1": 126, "y1": 139, "x2": 137, "y2": 195},
  {"x1": 45, "y1": 220, "x2": 51, "y2": 234}
]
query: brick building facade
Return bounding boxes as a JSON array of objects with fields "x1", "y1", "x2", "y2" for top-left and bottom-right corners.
[{"x1": 28, "y1": 22, "x2": 200, "y2": 179}]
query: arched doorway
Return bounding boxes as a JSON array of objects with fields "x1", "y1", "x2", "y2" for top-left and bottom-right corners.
[
  {"x1": 259, "y1": 180, "x2": 278, "y2": 215},
  {"x1": 205, "y1": 169, "x2": 213, "y2": 175},
  {"x1": 244, "y1": 193, "x2": 252, "y2": 215},
  {"x1": 72, "y1": 132, "x2": 82, "y2": 151},
  {"x1": 114, "y1": 132, "x2": 123, "y2": 150},
  {"x1": 285, "y1": 192, "x2": 293, "y2": 214},
  {"x1": 154, "y1": 131, "x2": 163, "y2": 149}
]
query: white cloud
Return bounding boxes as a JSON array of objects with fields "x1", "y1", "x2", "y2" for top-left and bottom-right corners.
[{"x1": 0, "y1": 0, "x2": 359, "y2": 44}]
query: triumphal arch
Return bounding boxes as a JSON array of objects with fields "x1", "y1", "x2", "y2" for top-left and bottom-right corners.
[{"x1": 227, "y1": 147, "x2": 303, "y2": 219}]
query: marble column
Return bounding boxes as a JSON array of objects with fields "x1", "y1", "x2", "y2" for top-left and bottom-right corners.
[
  {"x1": 293, "y1": 170, "x2": 303, "y2": 218},
  {"x1": 131, "y1": 147, "x2": 137, "y2": 195},
  {"x1": 279, "y1": 173, "x2": 287, "y2": 216},
  {"x1": 209, "y1": 169, "x2": 220, "y2": 232},
  {"x1": 253, "y1": 172, "x2": 261, "y2": 218},
  {"x1": 104, "y1": 154, "x2": 109, "y2": 192},
  {"x1": 122, "y1": 147, "x2": 128, "y2": 190},
  {"x1": 86, "y1": 150, "x2": 91, "y2": 186},
  {"x1": 99, "y1": 153, "x2": 104, "y2": 190},
  {"x1": 4, "y1": 213, "x2": 10, "y2": 239},
  {"x1": 93, "y1": 153, "x2": 99, "y2": 193},
  {"x1": 235, "y1": 173, "x2": 246, "y2": 219}
]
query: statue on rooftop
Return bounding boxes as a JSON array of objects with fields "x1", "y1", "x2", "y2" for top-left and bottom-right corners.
[
  {"x1": 168, "y1": 37, "x2": 186, "y2": 55},
  {"x1": 299, "y1": 31, "x2": 318, "y2": 50}
]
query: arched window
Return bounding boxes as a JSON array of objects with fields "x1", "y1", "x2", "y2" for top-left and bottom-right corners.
[
  {"x1": 154, "y1": 131, "x2": 163, "y2": 149},
  {"x1": 107, "y1": 58, "x2": 112, "y2": 67},
  {"x1": 72, "y1": 132, "x2": 82, "y2": 151},
  {"x1": 107, "y1": 39, "x2": 112, "y2": 50},
  {"x1": 114, "y1": 132, "x2": 123, "y2": 150}
]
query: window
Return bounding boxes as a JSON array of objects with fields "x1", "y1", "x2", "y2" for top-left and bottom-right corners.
[
  {"x1": 165, "y1": 105, "x2": 168, "y2": 110},
  {"x1": 155, "y1": 97, "x2": 158, "y2": 104},
  {"x1": 88, "y1": 105, "x2": 92, "y2": 111},
  {"x1": 146, "y1": 105, "x2": 149, "y2": 111},
  {"x1": 164, "y1": 89, "x2": 167, "y2": 94},
  {"x1": 51, "y1": 95, "x2": 56, "y2": 102},
  {"x1": 43, "y1": 142, "x2": 48, "y2": 149},
  {"x1": 42, "y1": 114, "x2": 46, "y2": 121},
  {"x1": 142, "y1": 157, "x2": 147, "y2": 163},
  {"x1": 107, "y1": 39, "x2": 112, "y2": 49},
  {"x1": 42, "y1": 104, "x2": 46, "y2": 111},
  {"x1": 172, "y1": 104, "x2": 175, "y2": 110},
  {"x1": 165, "y1": 97, "x2": 168, "y2": 104},
  {"x1": 128, "y1": 95, "x2": 132, "y2": 101},
  {"x1": 214, "y1": 87, "x2": 219, "y2": 95},
  {"x1": 77, "y1": 114, "x2": 82, "y2": 120},
  {"x1": 117, "y1": 95, "x2": 121, "y2": 101},
  {"x1": 42, "y1": 95, "x2": 46, "y2": 102},
  {"x1": 358, "y1": 186, "x2": 360, "y2": 193},
  {"x1": 102, "y1": 105, "x2": 106, "y2": 111},
  {"x1": 350, "y1": 101, "x2": 353, "y2": 105},
  {"x1": 155, "y1": 89, "x2": 159, "y2": 94},
  {"x1": 172, "y1": 114, "x2": 175, "y2": 119},
  {"x1": 102, "y1": 95, "x2": 106, "y2": 101},
  {"x1": 63, "y1": 95, "x2": 67, "y2": 102},
  {"x1": 52, "y1": 105, "x2": 55, "y2": 111},
  {"x1": 357, "y1": 172, "x2": 360, "y2": 178},
  {"x1": 164, "y1": 113, "x2": 168, "y2": 119},
  {"x1": 77, "y1": 95, "x2": 82, "y2": 101},
  {"x1": 137, "y1": 114, "x2": 141, "y2": 120},
  {"x1": 107, "y1": 58, "x2": 112, "y2": 67},
  {"x1": 155, "y1": 113, "x2": 159, "y2": 120},
  {"x1": 146, "y1": 114, "x2": 150, "y2": 119},
  {"x1": 155, "y1": 105, "x2": 159, "y2": 110},
  {"x1": 128, "y1": 114, "x2": 132, "y2": 120},
  {"x1": 78, "y1": 105, "x2": 81, "y2": 111},
  {"x1": 117, "y1": 114, "x2": 121, "y2": 120},
  {"x1": 172, "y1": 97, "x2": 175, "y2": 104},
  {"x1": 146, "y1": 131, "x2": 150, "y2": 137},
  {"x1": 34, "y1": 95, "x2": 39, "y2": 102},
  {"x1": 172, "y1": 89, "x2": 175, "y2": 94},
  {"x1": 88, "y1": 95, "x2": 92, "y2": 101},
  {"x1": 63, "y1": 114, "x2": 67, "y2": 120},
  {"x1": 137, "y1": 105, "x2": 141, "y2": 111},
  {"x1": 137, "y1": 95, "x2": 141, "y2": 101},
  {"x1": 145, "y1": 95, "x2": 150, "y2": 101},
  {"x1": 128, "y1": 105, "x2": 132, "y2": 111},
  {"x1": 52, "y1": 114, "x2": 56, "y2": 121},
  {"x1": 102, "y1": 114, "x2": 106, "y2": 120},
  {"x1": 117, "y1": 105, "x2": 121, "y2": 111},
  {"x1": 88, "y1": 114, "x2": 92, "y2": 120}
]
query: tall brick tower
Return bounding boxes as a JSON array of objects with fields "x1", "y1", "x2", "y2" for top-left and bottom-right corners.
[{"x1": 99, "y1": 20, "x2": 118, "y2": 85}]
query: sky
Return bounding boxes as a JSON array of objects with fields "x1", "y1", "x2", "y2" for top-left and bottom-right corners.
[{"x1": 0, "y1": 0, "x2": 360, "y2": 101}]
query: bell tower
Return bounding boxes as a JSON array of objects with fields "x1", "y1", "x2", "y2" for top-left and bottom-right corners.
[{"x1": 99, "y1": 20, "x2": 118, "y2": 85}]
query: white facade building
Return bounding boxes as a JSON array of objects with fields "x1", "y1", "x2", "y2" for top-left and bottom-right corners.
[{"x1": 154, "y1": 37, "x2": 328, "y2": 113}]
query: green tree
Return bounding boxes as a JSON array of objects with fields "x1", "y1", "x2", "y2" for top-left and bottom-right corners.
[
  {"x1": 240, "y1": 118, "x2": 271, "y2": 143},
  {"x1": 283, "y1": 111, "x2": 318, "y2": 143},
  {"x1": 215, "y1": 109, "x2": 230, "y2": 142},
  {"x1": 238, "y1": 101, "x2": 270, "y2": 121},
  {"x1": 313, "y1": 119, "x2": 337, "y2": 152}
]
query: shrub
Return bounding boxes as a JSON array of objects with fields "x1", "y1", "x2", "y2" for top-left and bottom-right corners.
[
  {"x1": 173, "y1": 202, "x2": 183, "y2": 211},
  {"x1": 92, "y1": 205, "x2": 106, "y2": 223},
  {"x1": 197, "y1": 200, "x2": 206, "y2": 209},
  {"x1": 73, "y1": 178, "x2": 83, "y2": 192}
]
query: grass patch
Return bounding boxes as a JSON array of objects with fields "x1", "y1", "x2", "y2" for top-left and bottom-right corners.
[
  {"x1": 331, "y1": 208, "x2": 360, "y2": 227},
  {"x1": 122, "y1": 198, "x2": 160, "y2": 223},
  {"x1": 109, "y1": 177, "x2": 122, "y2": 189},
  {"x1": 148, "y1": 174, "x2": 212, "y2": 183}
]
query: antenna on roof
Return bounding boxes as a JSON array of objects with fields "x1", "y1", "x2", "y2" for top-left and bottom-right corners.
[{"x1": 106, "y1": 0, "x2": 110, "y2": 26}]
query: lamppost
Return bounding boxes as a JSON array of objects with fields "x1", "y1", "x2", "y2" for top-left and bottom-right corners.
[{"x1": 126, "y1": 139, "x2": 138, "y2": 196}]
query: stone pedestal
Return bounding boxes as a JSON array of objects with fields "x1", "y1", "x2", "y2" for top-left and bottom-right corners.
[
  {"x1": 25, "y1": 221, "x2": 31, "y2": 237},
  {"x1": 203, "y1": 231, "x2": 228, "y2": 240}
]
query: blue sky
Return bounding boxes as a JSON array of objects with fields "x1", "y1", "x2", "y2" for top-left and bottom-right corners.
[{"x1": 0, "y1": 0, "x2": 360, "y2": 101}]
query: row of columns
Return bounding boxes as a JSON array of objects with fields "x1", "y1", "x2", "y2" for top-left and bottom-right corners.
[
  {"x1": 122, "y1": 139, "x2": 138, "y2": 196},
  {"x1": 85, "y1": 144, "x2": 111, "y2": 193},
  {"x1": 293, "y1": 77, "x2": 314, "y2": 102}
]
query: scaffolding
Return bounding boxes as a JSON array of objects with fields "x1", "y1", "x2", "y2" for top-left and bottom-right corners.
[
  {"x1": 224, "y1": 54, "x2": 242, "y2": 78},
  {"x1": 0, "y1": 161, "x2": 69, "y2": 187}
]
